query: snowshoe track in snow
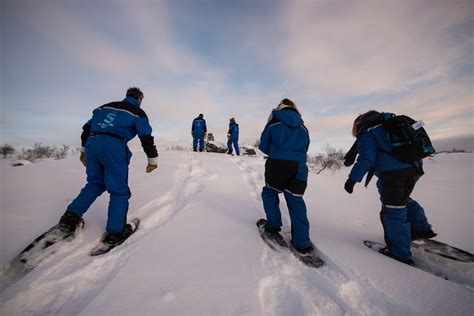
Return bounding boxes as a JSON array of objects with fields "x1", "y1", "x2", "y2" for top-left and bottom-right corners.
[
  {"x1": 231, "y1": 156, "x2": 410, "y2": 315},
  {"x1": 0, "y1": 154, "x2": 211, "y2": 315}
]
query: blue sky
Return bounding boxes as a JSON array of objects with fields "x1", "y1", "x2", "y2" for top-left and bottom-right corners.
[{"x1": 1, "y1": 0, "x2": 472, "y2": 153}]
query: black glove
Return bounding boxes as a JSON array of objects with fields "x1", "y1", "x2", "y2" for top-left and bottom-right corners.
[
  {"x1": 343, "y1": 141, "x2": 358, "y2": 166},
  {"x1": 344, "y1": 179, "x2": 356, "y2": 194}
]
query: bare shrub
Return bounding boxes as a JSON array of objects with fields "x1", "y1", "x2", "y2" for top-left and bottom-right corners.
[
  {"x1": 0, "y1": 144, "x2": 15, "y2": 158},
  {"x1": 309, "y1": 145, "x2": 345, "y2": 174},
  {"x1": 52, "y1": 145, "x2": 69, "y2": 160},
  {"x1": 16, "y1": 143, "x2": 70, "y2": 162}
]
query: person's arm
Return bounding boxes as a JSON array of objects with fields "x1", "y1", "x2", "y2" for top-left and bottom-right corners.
[
  {"x1": 348, "y1": 132, "x2": 377, "y2": 183},
  {"x1": 136, "y1": 116, "x2": 158, "y2": 172},
  {"x1": 258, "y1": 124, "x2": 271, "y2": 155}
]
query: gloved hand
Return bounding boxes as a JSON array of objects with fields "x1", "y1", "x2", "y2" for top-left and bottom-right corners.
[
  {"x1": 344, "y1": 179, "x2": 356, "y2": 194},
  {"x1": 146, "y1": 164, "x2": 158, "y2": 173},
  {"x1": 79, "y1": 152, "x2": 86, "y2": 167}
]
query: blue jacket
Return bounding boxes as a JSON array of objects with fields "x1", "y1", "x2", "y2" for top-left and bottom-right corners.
[
  {"x1": 348, "y1": 116, "x2": 421, "y2": 183},
  {"x1": 192, "y1": 116, "x2": 207, "y2": 135},
  {"x1": 81, "y1": 96, "x2": 158, "y2": 158},
  {"x1": 228, "y1": 122, "x2": 239, "y2": 139},
  {"x1": 259, "y1": 107, "x2": 309, "y2": 162}
]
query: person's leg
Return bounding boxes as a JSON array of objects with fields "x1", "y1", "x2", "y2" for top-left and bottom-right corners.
[
  {"x1": 227, "y1": 138, "x2": 233, "y2": 154},
  {"x1": 198, "y1": 134, "x2": 205, "y2": 151},
  {"x1": 103, "y1": 144, "x2": 131, "y2": 234},
  {"x1": 378, "y1": 170, "x2": 412, "y2": 262},
  {"x1": 234, "y1": 138, "x2": 240, "y2": 156},
  {"x1": 407, "y1": 198, "x2": 432, "y2": 232},
  {"x1": 66, "y1": 142, "x2": 106, "y2": 217},
  {"x1": 286, "y1": 165, "x2": 310, "y2": 251},
  {"x1": 284, "y1": 190, "x2": 311, "y2": 250},
  {"x1": 403, "y1": 174, "x2": 434, "y2": 236},
  {"x1": 192, "y1": 134, "x2": 198, "y2": 151},
  {"x1": 261, "y1": 186, "x2": 282, "y2": 230}
]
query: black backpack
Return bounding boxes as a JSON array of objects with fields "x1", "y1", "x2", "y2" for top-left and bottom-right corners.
[{"x1": 380, "y1": 114, "x2": 435, "y2": 163}]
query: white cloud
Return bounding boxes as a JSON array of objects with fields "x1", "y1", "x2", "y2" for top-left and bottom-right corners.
[{"x1": 272, "y1": 1, "x2": 472, "y2": 100}]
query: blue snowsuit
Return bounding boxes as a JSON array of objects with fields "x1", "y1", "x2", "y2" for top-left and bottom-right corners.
[
  {"x1": 66, "y1": 96, "x2": 158, "y2": 233},
  {"x1": 348, "y1": 114, "x2": 432, "y2": 262},
  {"x1": 258, "y1": 107, "x2": 311, "y2": 251},
  {"x1": 192, "y1": 115, "x2": 207, "y2": 151},
  {"x1": 227, "y1": 121, "x2": 240, "y2": 155}
]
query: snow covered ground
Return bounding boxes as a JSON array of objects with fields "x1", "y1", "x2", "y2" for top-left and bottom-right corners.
[{"x1": 0, "y1": 146, "x2": 473, "y2": 315}]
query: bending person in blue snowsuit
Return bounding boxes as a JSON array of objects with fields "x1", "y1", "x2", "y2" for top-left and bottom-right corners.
[
  {"x1": 192, "y1": 113, "x2": 207, "y2": 152},
  {"x1": 258, "y1": 98, "x2": 313, "y2": 254},
  {"x1": 57, "y1": 87, "x2": 158, "y2": 245},
  {"x1": 344, "y1": 110, "x2": 436, "y2": 265},
  {"x1": 227, "y1": 117, "x2": 240, "y2": 156}
]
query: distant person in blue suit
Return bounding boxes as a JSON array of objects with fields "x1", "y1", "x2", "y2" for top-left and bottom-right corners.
[
  {"x1": 192, "y1": 113, "x2": 207, "y2": 152},
  {"x1": 227, "y1": 117, "x2": 240, "y2": 156},
  {"x1": 57, "y1": 87, "x2": 158, "y2": 245},
  {"x1": 258, "y1": 98, "x2": 313, "y2": 254},
  {"x1": 344, "y1": 110, "x2": 436, "y2": 265}
]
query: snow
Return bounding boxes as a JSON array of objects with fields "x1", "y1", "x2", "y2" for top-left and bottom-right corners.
[{"x1": 0, "y1": 148, "x2": 473, "y2": 315}]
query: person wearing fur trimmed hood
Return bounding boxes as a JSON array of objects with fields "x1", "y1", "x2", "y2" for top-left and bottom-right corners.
[
  {"x1": 227, "y1": 117, "x2": 240, "y2": 155},
  {"x1": 258, "y1": 98, "x2": 313, "y2": 254},
  {"x1": 345, "y1": 110, "x2": 436, "y2": 266}
]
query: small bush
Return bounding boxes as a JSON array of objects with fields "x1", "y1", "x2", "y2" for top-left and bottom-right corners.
[
  {"x1": 52, "y1": 145, "x2": 69, "y2": 160},
  {"x1": 0, "y1": 144, "x2": 15, "y2": 158},
  {"x1": 308, "y1": 145, "x2": 345, "y2": 174},
  {"x1": 16, "y1": 143, "x2": 69, "y2": 162}
]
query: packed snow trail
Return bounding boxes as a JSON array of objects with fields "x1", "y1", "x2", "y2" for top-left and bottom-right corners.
[
  {"x1": 230, "y1": 156, "x2": 412, "y2": 315},
  {"x1": 0, "y1": 154, "x2": 214, "y2": 315}
]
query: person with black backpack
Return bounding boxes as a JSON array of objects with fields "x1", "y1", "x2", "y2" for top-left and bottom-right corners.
[{"x1": 344, "y1": 110, "x2": 436, "y2": 265}]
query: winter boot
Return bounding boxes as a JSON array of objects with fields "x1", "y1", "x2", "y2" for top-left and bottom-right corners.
[
  {"x1": 411, "y1": 230, "x2": 437, "y2": 240},
  {"x1": 293, "y1": 244, "x2": 314, "y2": 256},
  {"x1": 103, "y1": 223, "x2": 134, "y2": 245},
  {"x1": 58, "y1": 212, "x2": 83, "y2": 234},
  {"x1": 262, "y1": 226, "x2": 287, "y2": 248},
  {"x1": 379, "y1": 247, "x2": 414, "y2": 266}
]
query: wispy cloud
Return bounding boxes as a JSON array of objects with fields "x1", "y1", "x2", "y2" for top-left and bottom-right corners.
[
  {"x1": 272, "y1": 1, "x2": 472, "y2": 100},
  {"x1": 1, "y1": 0, "x2": 472, "y2": 150}
]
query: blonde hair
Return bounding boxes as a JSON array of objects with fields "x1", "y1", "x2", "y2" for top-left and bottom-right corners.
[{"x1": 352, "y1": 110, "x2": 380, "y2": 137}]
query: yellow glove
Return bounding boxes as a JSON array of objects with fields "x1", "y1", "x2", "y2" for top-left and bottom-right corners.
[
  {"x1": 146, "y1": 164, "x2": 157, "y2": 173},
  {"x1": 79, "y1": 152, "x2": 86, "y2": 167}
]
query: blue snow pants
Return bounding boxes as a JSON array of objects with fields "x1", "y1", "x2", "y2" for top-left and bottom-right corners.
[
  {"x1": 227, "y1": 137, "x2": 240, "y2": 155},
  {"x1": 261, "y1": 158, "x2": 311, "y2": 250},
  {"x1": 193, "y1": 132, "x2": 205, "y2": 151},
  {"x1": 377, "y1": 168, "x2": 432, "y2": 261},
  {"x1": 66, "y1": 135, "x2": 131, "y2": 233}
]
